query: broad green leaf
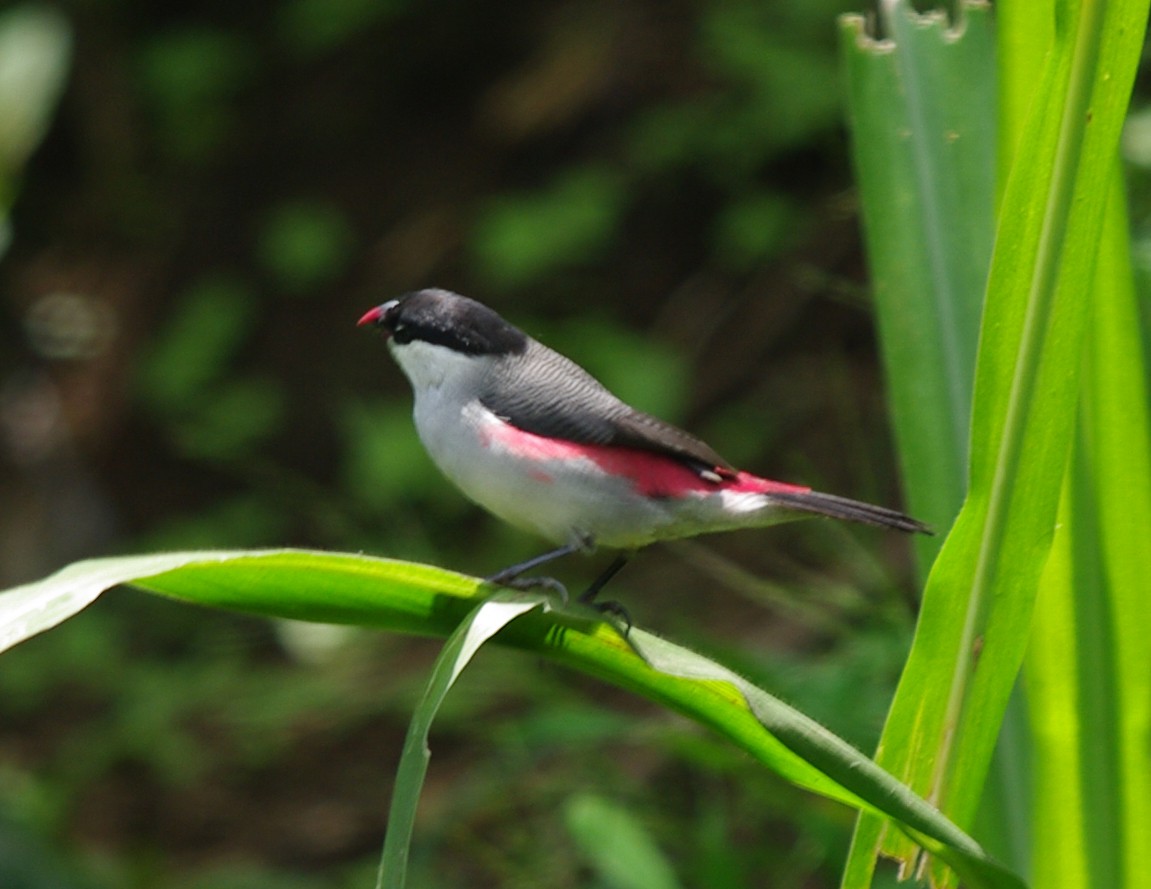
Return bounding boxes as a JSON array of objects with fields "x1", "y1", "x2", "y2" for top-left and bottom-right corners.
[
  {"x1": 1027, "y1": 180, "x2": 1151, "y2": 889},
  {"x1": 0, "y1": 550, "x2": 483, "y2": 651},
  {"x1": 844, "y1": 0, "x2": 1150, "y2": 885},
  {"x1": 995, "y1": 1, "x2": 1052, "y2": 195},
  {"x1": 0, "y1": 551, "x2": 253, "y2": 652},
  {"x1": 840, "y1": 1, "x2": 995, "y2": 557},
  {"x1": 0, "y1": 550, "x2": 1026, "y2": 888},
  {"x1": 1086, "y1": 218, "x2": 1151, "y2": 889}
]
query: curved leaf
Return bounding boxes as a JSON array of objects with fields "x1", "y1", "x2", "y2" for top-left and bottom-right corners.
[
  {"x1": 0, "y1": 549, "x2": 1025, "y2": 887},
  {"x1": 378, "y1": 591, "x2": 544, "y2": 889}
]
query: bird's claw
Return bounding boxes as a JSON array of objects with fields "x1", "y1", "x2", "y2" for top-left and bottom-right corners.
[
  {"x1": 486, "y1": 572, "x2": 569, "y2": 605},
  {"x1": 582, "y1": 596, "x2": 632, "y2": 637}
]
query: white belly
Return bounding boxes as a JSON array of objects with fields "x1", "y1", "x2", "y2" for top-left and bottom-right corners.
[
  {"x1": 415, "y1": 398, "x2": 662, "y2": 547},
  {"x1": 395, "y1": 341, "x2": 779, "y2": 549}
]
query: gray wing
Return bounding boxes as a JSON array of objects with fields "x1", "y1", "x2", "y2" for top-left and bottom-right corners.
[{"x1": 479, "y1": 339, "x2": 733, "y2": 472}]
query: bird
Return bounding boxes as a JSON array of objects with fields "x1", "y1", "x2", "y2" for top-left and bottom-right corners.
[{"x1": 358, "y1": 288, "x2": 930, "y2": 606}]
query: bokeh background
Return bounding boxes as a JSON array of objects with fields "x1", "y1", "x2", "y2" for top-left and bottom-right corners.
[{"x1": 6, "y1": 2, "x2": 1148, "y2": 887}]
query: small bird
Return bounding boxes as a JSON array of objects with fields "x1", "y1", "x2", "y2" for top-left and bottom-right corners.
[{"x1": 359, "y1": 288, "x2": 929, "y2": 604}]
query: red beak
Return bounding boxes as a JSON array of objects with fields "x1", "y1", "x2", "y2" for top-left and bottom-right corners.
[{"x1": 357, "y1": 306, "x2": 385, "y2": 327}]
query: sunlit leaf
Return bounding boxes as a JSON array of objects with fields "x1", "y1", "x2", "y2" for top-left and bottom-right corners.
[
  {"x1": 842, "y1": 1, "x2": 1150, "y2": 885},
  {"x1": 0, "y1": 550, "x2": 1024, "y2": 887}
]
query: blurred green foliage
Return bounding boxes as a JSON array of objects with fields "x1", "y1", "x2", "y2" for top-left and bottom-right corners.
[
  {"x1": 713, "y1": 192, "x2": 800, "y2": 271},
  {"x1": 275, "y1": 0, "x2": 410, "y2": 58},
  {"x1": 140, "y1": 275, "x2": 285, "y2": 462},
  {"x1": 257, "y1": 201, "x2": 355, "y2": 294},
  {"x1": 472, "y1": 0, "x2": 849, "y2": 289},
  {"x1": 473, "y1": 167, "x2": 626, "y2": 288},
  {"x1": 139, "y1": 275, "x2": 256, "y2": 408},
  {"x1": 137, "y1": 27, "x2": 256, "y2": 163},
  {"x1": 565, "y1": 792, "x2": 683, "y2": 889}
]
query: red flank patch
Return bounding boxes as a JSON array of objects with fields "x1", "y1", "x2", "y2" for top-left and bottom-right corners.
[{"x1": 481, "y1": 416, "x2": 809, "y2": 499}]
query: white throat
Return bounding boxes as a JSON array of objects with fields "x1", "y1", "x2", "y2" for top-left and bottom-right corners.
[{"x1": 388, "y1": 339, "x2": 488, "y2": 396}]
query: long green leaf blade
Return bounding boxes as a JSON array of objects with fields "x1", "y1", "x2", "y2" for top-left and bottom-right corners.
[
  {"x1": 0, "y1": 550, "x2": 1026, "y2": 887},
  {"x1": 845, "y1": 0, "x2": 1150, "y2": 884},
  {"x1": 378, "y1": 592, "x2": 544, "y2": 889},
  {"x1": 840, "y1": 0, "x2": 996, "y2": 550},
  {"x1": 1087, "y1": 212, "x2": 1151, "y2": 889},
  {"x1": 1027, "y1": 178, "x2": 1151, "y2": 889}
]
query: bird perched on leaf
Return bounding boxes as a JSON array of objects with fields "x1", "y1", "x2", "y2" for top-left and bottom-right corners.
[{"x1": 359, "y1": 288, "x2": 929, "y2": 605}]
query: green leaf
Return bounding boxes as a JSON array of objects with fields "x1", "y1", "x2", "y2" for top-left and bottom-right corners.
[
  {"x1": 840, "y1": 1, "x2": 996, "y2": 555},
  {"x1": 1026, "y1": 179, "x2": 1151, "y2": 889},
  {"x1": 378, "y1": 591, "x2": 544, "y2": 889},
  {"x1": 843, "y1": 0, "x2": 1150, "y2": 884},
  {"x1": 0, "y1": 550, "x2": 1026, "y2": 888},
  {"x1": 1079, "y1": 201, "x2": 1151, "y2": 889}
]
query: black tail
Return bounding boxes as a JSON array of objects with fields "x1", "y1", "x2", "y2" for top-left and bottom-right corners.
[{"x1": 769, "y1": 490, "x2": 933, "y2": 535}]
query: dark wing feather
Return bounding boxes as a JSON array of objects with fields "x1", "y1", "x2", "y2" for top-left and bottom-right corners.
[{"x1": 479, "y1": 339, "x2": 732, "y2": 471}]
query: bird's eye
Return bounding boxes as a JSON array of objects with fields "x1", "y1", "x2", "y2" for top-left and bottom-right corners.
[{"x1": 379, "y1": 300, "x2": 401, "y2": 325}]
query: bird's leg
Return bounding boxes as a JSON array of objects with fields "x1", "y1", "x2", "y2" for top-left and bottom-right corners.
[
  {"x1": 486, "y1": 542, "x2": 584, "y2": 601},
  {"x1": 488, "y1": 540, "x2": 634, "y2": 628},
  {"x1": 578, "y1": 553, "x2": 631, "y2": 603},
  {"x1": 578, "y1": 552, "x2": 635, "y2": 633},
  {"x1": 488, "y1": 542, "x2": 582, "y2": 584}
]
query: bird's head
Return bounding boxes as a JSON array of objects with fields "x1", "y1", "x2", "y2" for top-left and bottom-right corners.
[{"x1": 358, "y1": 289, "x2": 526, "y2": 356}]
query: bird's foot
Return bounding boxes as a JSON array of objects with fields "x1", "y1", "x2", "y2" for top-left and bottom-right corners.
[
  {"x1": 486, "y1": 571, "x2": 569, "y2": 605},
  {"x1": 581, "y1": 596, "x2": 632, "y2": 636},
  {"x1": 580, "y1": 582, "x2": 635, "y2": 640}
]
